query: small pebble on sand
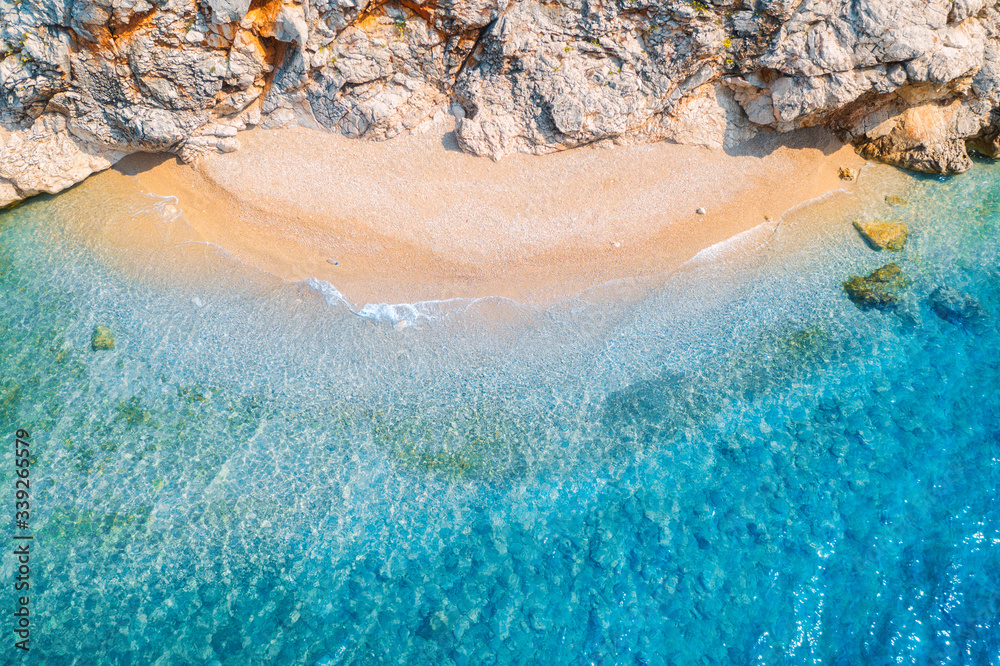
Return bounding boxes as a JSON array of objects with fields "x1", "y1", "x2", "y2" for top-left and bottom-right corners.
[{"x1": 696, "y1": 208, "x2": 706, "y2": 215}]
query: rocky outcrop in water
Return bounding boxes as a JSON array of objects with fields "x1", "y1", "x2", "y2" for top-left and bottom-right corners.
[
  {"x1": 4, "y1": 0, "x2": 1000, "y2": 206},
  {"x1": 853, "y1": 219, "x2": 909, "y2": 251},
  {"x1": 91, "y1": 324, "x2": 115, "y2": 350},
  {"x1": 843, "y1": 263, "x2": 909, "y2": 309}
]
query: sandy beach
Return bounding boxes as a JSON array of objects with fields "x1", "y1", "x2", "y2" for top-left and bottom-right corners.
[{"x1": 87, "y1": 120, "x2": 898, "y2": 306}]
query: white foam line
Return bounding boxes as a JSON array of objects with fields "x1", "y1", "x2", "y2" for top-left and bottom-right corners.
[
  {"x1": 302, "y1": 277, "x2": 538, "y2": 326},
  {"x1": 682, "y1": 186, "x2": 853, "y2": 269},
  {"x1": 685, "y1": 218, "x2": 781, "y2": 266},
  {"x1": 152, "y1": 182, "x2": 854, "y2": 323},
  {"x1": 775, "y1": 185, "x2": 851, "y2": 221},
  {"x1": 141, "y1": 193, "x2": 180, "y2": 205},
  {"x1": 124, "y1": 192, "x2": 184, "y2": 224}
]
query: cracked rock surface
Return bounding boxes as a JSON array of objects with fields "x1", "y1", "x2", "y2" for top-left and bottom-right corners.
[{"x1": 4, "y1": 0, "x2": 1000, "y2": 206}]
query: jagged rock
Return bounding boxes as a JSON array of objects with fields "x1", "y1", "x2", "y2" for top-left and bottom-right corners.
[
  {"x1": 274, "y1": 5, "x2": 308, "y2": 46},
  {"x1": 928, "y1": 286, "x2": 986, "y2": 325},
  {"x1": 0, "y1": 115, "x2": 125, "y2": 202},
  {"x1": 843, "y1": 263, "x2": 910, "y2": 309},
  {"x1": 856, "y1": 102, "x2": 974, "y2": 174},
  {"x1": 968, "y1": 104, "x2": 1000, "y2": 157},
  {"x1": 91, "y1": 325, "x2": 115, "y2": 351},
  {"x1": 0, "y1": 180, "x2": 19, "y2": 209},
  {"x1": 207, "y1": 0, "x2": 251, "y2": 25},
  {"x1": 967, "y1": 131, "x2": 1000, "y2": 157},
  {"x1": 853, "y1": 220, "x2": 910, "y2": 251},
  {"x1": 839, "y1": 167, "x2": 858, "y2": 181},
  {"x1": 2, "y1": 0, "x2": 1000, "y2": 204}
]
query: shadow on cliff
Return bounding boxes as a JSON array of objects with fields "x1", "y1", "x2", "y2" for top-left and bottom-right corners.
[
  {"x1": 114, "y1": 152, "x2": 183, "y2": 176},
  {"x1": 724, "y1": 126, "x2": 846, "y2": 159}
]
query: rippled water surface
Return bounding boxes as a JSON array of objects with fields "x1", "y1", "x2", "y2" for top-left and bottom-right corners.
[{"x1": 1, "y1": 163, "x2": 999, "y2": 664}]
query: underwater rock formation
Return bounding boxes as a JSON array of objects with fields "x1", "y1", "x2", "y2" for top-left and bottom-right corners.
[
  {"x1": 4, "y1": 0, "x2": 1000, "y2": 206},
  {"x1": 853, "y1": 219, "x2": 910, "y2": 251},
  {"x1": 843, "y1": 262, "x2": 910, "y2": 309},
  {"x1": 91, "y1": 324, "x2": 115, "y2": 350},
  {"x1": 928, "y1": 285, "x2": 986, "y2": 325}
]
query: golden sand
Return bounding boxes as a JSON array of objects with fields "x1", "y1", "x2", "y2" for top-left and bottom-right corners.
[{"x1": 79, "y1": 121, "x2": 902, "y2": 306}]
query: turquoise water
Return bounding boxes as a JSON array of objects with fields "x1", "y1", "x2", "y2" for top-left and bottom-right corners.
[{"x1": 0, "y1": 163, "x2": 998, "y2": 664}]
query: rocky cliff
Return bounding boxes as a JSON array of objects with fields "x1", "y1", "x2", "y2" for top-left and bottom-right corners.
[{"x1": 3, "y1": 0, "x2": 1000, "y2": 207}]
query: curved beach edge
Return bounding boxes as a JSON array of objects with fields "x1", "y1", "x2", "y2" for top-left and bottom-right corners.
[{"x1": 83, "y1": 122, "x2": 913, "y2": 306}]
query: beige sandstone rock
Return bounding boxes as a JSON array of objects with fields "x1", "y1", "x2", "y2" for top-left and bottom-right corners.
[
  {"x1": 853, "y1": 220, "x2": 910, "y2": 251},
  {"x1": 856, "y1": 101, "x2": 973, "y2": 174}
]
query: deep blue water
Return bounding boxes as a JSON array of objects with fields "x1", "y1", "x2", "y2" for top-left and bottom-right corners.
[{"x1": 0, "y1": 162, "x2": 998, "y2": 664}]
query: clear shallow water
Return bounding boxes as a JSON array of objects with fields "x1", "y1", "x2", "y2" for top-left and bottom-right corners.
[{"x1": 0, "y1": 163, "x2": 998, "y2": 665}]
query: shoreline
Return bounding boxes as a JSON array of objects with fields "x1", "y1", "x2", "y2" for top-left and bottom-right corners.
[{"x1": 82, "y1": 122, "x2": 907, "y2": 307}]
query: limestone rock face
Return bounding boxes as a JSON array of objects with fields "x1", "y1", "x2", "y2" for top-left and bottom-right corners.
[
  {"x1": 853, "y1": 219, "x2": 910, "y2": 251},
  {"x1": 0, "y1": 115, "x2": 124, "y2": 207},
  {"x1": 855, "y1": 102, "x2": 974, "y2": 174},
  {"x1": 843, "y1": 263, "x2": 910, "y2": 309},
  {"x1": 206, "y1": 0, "x2": 252, "y2": 25},
  {"x1": 3, "y1": 0, "x2": 1000, "y2": 205}
]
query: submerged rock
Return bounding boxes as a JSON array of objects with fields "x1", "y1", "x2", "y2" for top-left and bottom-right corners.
[
  {"x1": 370, "y1": 400, "x2": 531, "y2": 480},
  {"x1": 885, "y1": 195, "x2": 909, "y2": 206},
  {"x1": 853, "y1": 220, "x2": 910, "y2": 251},
  {"x1": 928, "y1": 286, "x2": 986, "y2": 326},
  {"x1": 91, "y1": 325, "x2": 115, "y2": 351},
  {"x1": 602, "y1": 372, "x2": 711, "y2": 452},
  {"x1": 843, "y1": 263, "x2": 910, "y2": 309}
]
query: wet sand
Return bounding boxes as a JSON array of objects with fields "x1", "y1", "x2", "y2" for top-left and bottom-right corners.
[{"x1": 90, "y1": 120, "x2": 893, "y2": 306}]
